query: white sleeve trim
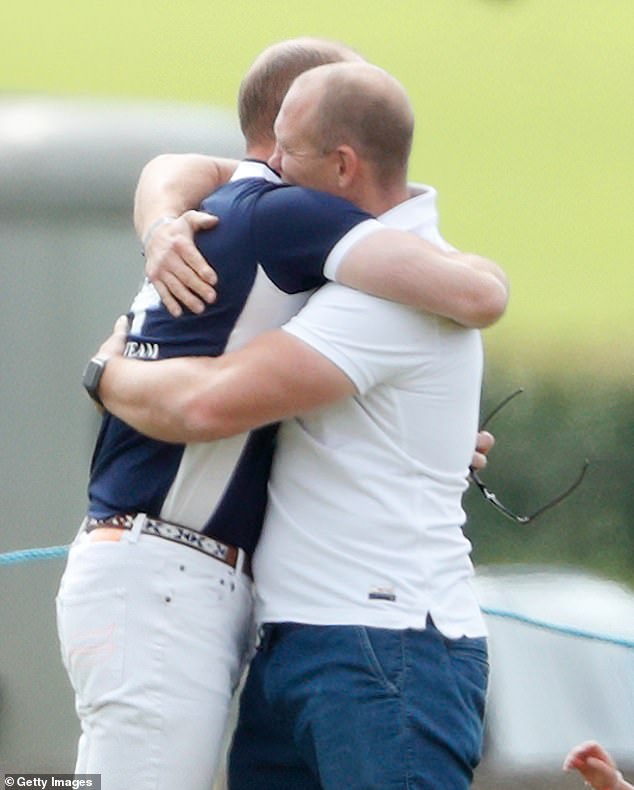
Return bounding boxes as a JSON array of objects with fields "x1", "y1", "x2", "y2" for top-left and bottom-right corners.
[{"x1": 322, "y1": 218, "x2": 385, "y2": 281}]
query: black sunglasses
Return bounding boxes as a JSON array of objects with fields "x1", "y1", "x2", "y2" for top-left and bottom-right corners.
[{"x1": 469, "y1": 388, "x2": 589, "y2": 524}]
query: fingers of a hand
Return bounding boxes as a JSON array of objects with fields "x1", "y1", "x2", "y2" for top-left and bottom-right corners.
[
  {"x1": 98, "y1": 317, "x2": 128, "y2": 360},
  {"x1": 587, "y1": 755, "x2": 618, "y2": 774},
  {"x1": 476, "y1": 430, "x2": 495, "y2": 454},
  {"x1": 570, "y1": 742, "x2": 615, "y2": 766},
  {"x1": 145, "y1": 216, "x2": 217, "y2": 308},
  {"x1": 183, "y1": 209, "x2": 219, "y2": 231},
  {"x1": 178, "y1": 213, "x2": 219, "y2": 287},
  {"x1": 150, "y1": 256, "x2": 212, "y2": 313},
  {"x1": 185, "y1": 254, "x2": 218, "y2": 288},
  {"x1": 581, "y1": 757, "x2": 620, "y2": 789},
  {"x1": 161, "y1": 270, "x2": 206, "y2": 314},
  {"x1": 173, "y1": 236, "x2": 217, "y2": 290},
  {"x1": 471, "y1": 451, "x2": 487, "y2": 472},
  {"x1": 590, "y1": 747, "x2": 617, "y2": 768},
  {"x1": 153, "y1": 279, "x2": 183, "y2": 318},
  {"x1": 563, "y1": 741, "x2": 600, "y2": 767},
  {"x1": 113, "y1": 314, "x2": 130, "y2": 334},
  {"x1": 163, "y1": 260, "x2": 215, "y2": 306}
]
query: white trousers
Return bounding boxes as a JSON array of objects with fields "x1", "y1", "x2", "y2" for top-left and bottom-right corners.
[{"x1": 56, "y1": 523, "x2": 254, "y2": 790}]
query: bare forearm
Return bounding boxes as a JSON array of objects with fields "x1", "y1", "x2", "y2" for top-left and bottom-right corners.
[
  {"x1": 337, "y1": 231, "x2": 509, "y2": 328},
  {"x1": 389, "y1": 251, "x2": 508, "y2": 328},
  {"x1": 98, "y1": 331, "x2": 354, "y2": 444},
  {"x1": 443, "y1": 250, "x2": 509, "y2": 327},
  {"x1": 133, "y1": 153, "x2": 239, "y2": 240},
  {"x1": 100, "y1": 356, "x2": 213, "y2": 443}
]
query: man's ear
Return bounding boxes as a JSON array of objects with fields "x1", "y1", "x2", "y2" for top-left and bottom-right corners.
[{"x1": 334, "y1": 145, "x2": 358, "y2": 188}]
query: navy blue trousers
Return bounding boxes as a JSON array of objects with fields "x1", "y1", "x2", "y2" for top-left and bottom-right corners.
[{"x1": 228, "y1": 618, "x2": 488, "y2": 789}]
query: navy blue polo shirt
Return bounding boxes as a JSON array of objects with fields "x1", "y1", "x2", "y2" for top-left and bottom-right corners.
[{"x1": 87, "y1": 161, "x2": 374, "y2": 555}]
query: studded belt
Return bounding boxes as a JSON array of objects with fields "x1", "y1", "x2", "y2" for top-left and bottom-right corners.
[{"x1": 84, "y1": 513, "x2": 252, "y2": 578}]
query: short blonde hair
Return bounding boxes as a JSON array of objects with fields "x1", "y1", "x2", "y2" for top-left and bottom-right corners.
[{"x1": 238, "y1": 37, "x2": 363, "y2": 147}]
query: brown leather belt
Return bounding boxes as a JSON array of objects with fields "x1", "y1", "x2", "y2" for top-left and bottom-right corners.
[{"x1": 84, "y1": 514, "x2": 252, "y2": 579}]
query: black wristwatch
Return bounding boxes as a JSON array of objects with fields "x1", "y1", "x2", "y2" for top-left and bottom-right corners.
[{"x1": 82, "y1": 356, "x2": 109, "y2": 406}]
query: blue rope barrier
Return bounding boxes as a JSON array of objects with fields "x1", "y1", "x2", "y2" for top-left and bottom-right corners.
[
  {"x1": 2, "y1": 544, "x2": 634, "y2": 650},
  {"x1": 482, "y1": 606, "x2": 634, "y2": 650},
  {"x1": 0, "y1": 545, "x2": 69, "y2": 566}
]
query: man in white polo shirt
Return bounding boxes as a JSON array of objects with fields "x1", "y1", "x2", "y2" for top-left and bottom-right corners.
[{"x1": 94, "y1": 61, "x2": 506, "y2": 789}]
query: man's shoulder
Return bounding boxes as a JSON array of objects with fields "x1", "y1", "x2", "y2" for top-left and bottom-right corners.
[
  {"x1": 267, "y1": 183, "x2": 361, "y2": 210},
  {"x1": 200, "y1": 175, "x2": 278, "y2": 208},
  {"x1": 254, "y1": 184, "x2": 373, "y2": 232},
  {"x1": 200, "y1": 179, "x2": 368, "y2": 233}
]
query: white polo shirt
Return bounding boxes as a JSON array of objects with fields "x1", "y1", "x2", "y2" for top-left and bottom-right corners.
[{"x1": 252, "y1": 184, "x2": 488, "y2": 639}]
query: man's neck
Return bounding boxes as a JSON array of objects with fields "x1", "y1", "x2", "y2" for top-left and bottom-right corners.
[
  {"x1": 244, "y1": 144, "x2": 275, "y2": 164},
  {"x1": 359, "y1": 182, "x2": 410, "y2": 216}
]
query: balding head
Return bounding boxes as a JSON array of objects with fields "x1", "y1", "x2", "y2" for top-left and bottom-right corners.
[
  {"x1": 238, "y1": 37, "x2": 363, "y2": 148},
  {"x1": 284, "y1": 61, "x2": 414, "y2": 187}
]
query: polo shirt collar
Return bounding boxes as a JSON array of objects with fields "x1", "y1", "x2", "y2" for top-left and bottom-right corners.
[
  {"x1": 379, "y1": 182, "x2": 438, "y2": 229},
  {"x1": 231, "y1": 159, "x2": 282, "y2": 184}
]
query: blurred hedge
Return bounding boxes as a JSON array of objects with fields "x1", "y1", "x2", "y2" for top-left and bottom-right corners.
[{"x1": 465, "y1": 367, "x2": 634, "y2": 587}]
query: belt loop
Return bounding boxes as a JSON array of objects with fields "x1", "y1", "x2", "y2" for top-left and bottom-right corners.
[
  {"x1": 126, "y1": 513, "x2": 146, "y2": 543},
  {"x1": 257, "y1": 624, "x2": 274, "y2": 653},
  {"x1": 73, "y1": 517, "x2": 89, "y2": 545}
]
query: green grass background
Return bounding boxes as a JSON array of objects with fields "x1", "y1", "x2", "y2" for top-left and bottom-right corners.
[{"x1": 3, "y1": 0, "x2": 633, "y2": 376}]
